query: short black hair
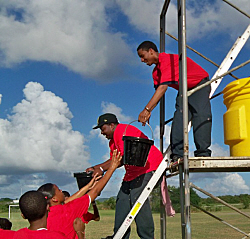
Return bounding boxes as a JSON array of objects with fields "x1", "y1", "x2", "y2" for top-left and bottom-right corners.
[
  {"x1": 62, "y1": 191, "x2": 70, "y2": 197},
  {"x1": 0, "y1": 218, "x2": 12, "y2": 230},
  {"x1": 137, "y1": 41, "x2": 158, "y2": 52},
  {"x1": 19, "y1": 191, "x2": 47, "y2": 222},
  {"x1": 37, "y1": 183, "x2": 56, "y2": 205}
]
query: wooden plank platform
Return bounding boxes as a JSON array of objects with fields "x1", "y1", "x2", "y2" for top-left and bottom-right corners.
[
  {"x1": 166, "y1": 157, "x2": 250, "y2": 173},
  {"x1": 188, "y1": 156, "x2": 250, "y2": 172}
]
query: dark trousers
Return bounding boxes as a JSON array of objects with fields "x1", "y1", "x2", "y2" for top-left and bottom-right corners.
[
  {"x1": 114, "y1": 172, "x2": 154, "y2": 239},
  {"x1": 170, "y1": 77, "x2": 212, "y2": 157}
]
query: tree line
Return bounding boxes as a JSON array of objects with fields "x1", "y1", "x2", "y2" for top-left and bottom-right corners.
[
  {"x1": 94, "y1": 186, "x2": 250, "y2": 213},
  {"x1": 1, "y1": 187, "x2": 250, "y2": 213}
]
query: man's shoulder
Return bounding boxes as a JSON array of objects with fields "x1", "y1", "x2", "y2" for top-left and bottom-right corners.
[
  {"x1": 114, "y1": 123, "x2": 126, "y2": 135},
  {"x1": 115, "y1": 123, "x2": 141, "y2": 135},
  {"x1": 159, "y1": 52, "x2": 177, "y2": 60}
]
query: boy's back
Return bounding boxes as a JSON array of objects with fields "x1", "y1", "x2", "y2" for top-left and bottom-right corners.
[
  {"x1": 47, "y1": 194, "x2": 90, "y2": 239},
  {"x1": 14, "y1": 228, "x2": 67, "y2": 238}
]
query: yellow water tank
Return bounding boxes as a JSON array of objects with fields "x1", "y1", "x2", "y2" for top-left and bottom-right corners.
[{"x1": 223, "y1": 77, "x2": 250, "y2": 156}]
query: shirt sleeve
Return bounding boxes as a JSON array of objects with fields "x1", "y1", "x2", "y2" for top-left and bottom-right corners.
[{"x1": 82, "y1": 212, "x2": 94, "y2": 223}]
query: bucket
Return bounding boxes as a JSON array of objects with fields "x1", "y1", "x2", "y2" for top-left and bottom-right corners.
[
  {"x1": 74, "y1": 171, "x2": 93, "y2": 189},
  {"x1": 223, "y1": 77, "x2": 250, "y2": 156},
  {"x1": 122, "y1": 120, "x2": 154, "y2": 167}
]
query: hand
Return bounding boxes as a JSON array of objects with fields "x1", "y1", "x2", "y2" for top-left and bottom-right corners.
[
  {"x1": 110, "y1": 149, "x2": 122, "y2": 170},
  {"x1": 86, "y1": 167, "x2": 94, "y2": 173},
  {"x1": 73, "y1": 218, "x2": 85, "y2": 239},
  {"x1": 87, "y1": 173, "x2": 102, "y2": 190},
  {"x1": 138, "y1": 108, "x2": 151, "y2": 126},
  {"x1": 86, "y1": 166, "x2": 103, "y2": 177}
]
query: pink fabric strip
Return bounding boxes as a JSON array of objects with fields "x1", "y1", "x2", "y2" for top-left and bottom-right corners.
[{"x1": 161, "y1": 175, "x2": 175, "y2": 217}]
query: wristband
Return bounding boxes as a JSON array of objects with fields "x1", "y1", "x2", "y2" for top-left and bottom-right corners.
[
  {"x1": 145, "y1": 106, "x2": 151, "y2": 112},
  {"x1": 99, "y1": 166, "x2": 104, "y2": 172}
]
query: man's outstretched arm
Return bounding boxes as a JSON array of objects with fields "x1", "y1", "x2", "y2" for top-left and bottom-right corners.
[{"x1": 138, "y1": 84, "x2": 168, "y2": 125}]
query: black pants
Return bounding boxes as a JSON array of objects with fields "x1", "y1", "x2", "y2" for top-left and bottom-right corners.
[
  {"x1": 170, "y1": 77, "x2": 212, "y2": 157},
  {"x1": 114, "y1": 172, "x2": 154, "y2": 239}
]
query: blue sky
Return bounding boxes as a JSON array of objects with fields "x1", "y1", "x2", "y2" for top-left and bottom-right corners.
[{"x1": 0, "y1": 0, "x2": 249, "y2": 199}]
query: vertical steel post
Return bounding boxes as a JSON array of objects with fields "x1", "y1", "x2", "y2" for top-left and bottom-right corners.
[
  {"x1": 179, "y1": 165, "x2": 186, "y2": 238},
  {"x1": 177, "y1": 0, "x2": 191, "y2": 238},
  {"x1": 159, "y1": 2, "x2": 171, "y2": 239}
]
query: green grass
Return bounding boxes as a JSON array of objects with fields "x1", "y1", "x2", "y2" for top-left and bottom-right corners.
[{"x1": 3, "y1": 209, "x2": 250, "y2": 238}]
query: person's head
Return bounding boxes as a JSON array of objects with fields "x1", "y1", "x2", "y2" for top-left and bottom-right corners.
[
  {"x1": 0, "y1": 218, "x2": 12, "y2": 230},
  {"x1": 19, "y1": 191, "x2": 48, "y2": 223},
  {"x1": 93, "y1": 113, "x2": 119, "y2": 140},
  {"x1": 62, "y1": 190, "x2": 70, "y2": 200},
  {"x1": 137, "y1": 41, "x2": 159, "y2": 66},
  {"x1": 37, "y1": 183, "x2": 65, "y2": 206}
]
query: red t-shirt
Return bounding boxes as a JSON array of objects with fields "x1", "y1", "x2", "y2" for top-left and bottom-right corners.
[
  {"x1": 153, "y1": 53, "x2": 209, "y2": 90},
  {"x1": 47, "y1": 194, "x2": 90, "y2": 239},
  {"x1": 0, "y1": 228, "x2": 68, "y2": 239},
  {"x1": 109, "y1": 124, "x2": 163, "y2": 181},
  {"x1": 82, "y1": 212, "x2": 94, "y2": 223},
  {"x1": 0, "y1": 229, "x2": 15, "y2": 239}
]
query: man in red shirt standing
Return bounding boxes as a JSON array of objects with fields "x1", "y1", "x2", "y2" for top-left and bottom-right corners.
[
  {"x1": 87, "y1": 113, "x2": 163, "y2": 239},
  {"x1": 137, "y1": 41, "x2": 212, "y2": 161}
]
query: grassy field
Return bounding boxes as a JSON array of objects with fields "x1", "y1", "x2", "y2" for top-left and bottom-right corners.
[{"x1": 2, "y1": 209, "x2": 250, "y2": 238}]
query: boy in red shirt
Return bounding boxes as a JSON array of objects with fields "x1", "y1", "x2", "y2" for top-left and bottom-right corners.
[
  {"x1": 0, "y1": 190, "x2": 85, "y2": 239},
  {"x1": 137, "y1": 41, "x2": 212, "y2": 161},
  {"x1": 63, "y1": 191, "x2": 100, "y2": 224},
  {"x1": 38, "y1": 149, "x2": 122, "y2": 239}
]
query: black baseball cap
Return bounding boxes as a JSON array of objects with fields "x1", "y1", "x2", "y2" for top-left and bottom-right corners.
[{"x1": 93, "y1": 113, "x2": 119, "y2": 129}]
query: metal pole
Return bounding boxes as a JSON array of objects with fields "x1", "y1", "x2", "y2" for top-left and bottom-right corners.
[
  {"x1": 222, "y1": 0, "x2": 250, "y2": 19},
  {"x1": 188, "y1": 58, "x2": 250, "y2": 97},
  {"x1": 190, "y1": 182, "x2": 250, "y2": 219},
  {"x1": 165, "y1": 31, "x2": 238, "y2": 80},
  {"x1": 178, "y1": 0, "x2": 191, "y2": 238},
  {"x1": 159, "y1": 2, "x2": 171, "y2": 239},
  {"x1": 191, "y1": 203, "x2": 250, "y2": 237},
  {"x1": 179, "y1": 166, "x2": 186, "y2": 238},
  {"x1": 160, "y1": 5, "x2": 166, "y2": 239}
]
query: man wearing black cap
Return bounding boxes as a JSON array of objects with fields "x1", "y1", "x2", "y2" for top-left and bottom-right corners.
[{"x1": 86, "y1": 113, "x2": 163, "y2": 239}]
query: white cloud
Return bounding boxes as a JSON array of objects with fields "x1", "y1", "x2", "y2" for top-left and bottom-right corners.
[
  {"x1": 0, "y1": 82, "x2": 90, "y2": 174},
  {"x1": 0, "y1": 175, "x2": 9, "y2": 185},
  {"x1": 204, "y1": 173, "x2": 250, "y2": 195},
  {"x1": 100, "y1": 101, "x2": 133, "y2": 123},
  {"x1": 0, "y1": 82, "x2": 92, "y2": 198},
  {"x1": 0, "y1": 0, "x2": 248, "y2": 83},
  {"x1": 0, "y1": 0, "x2": 134, "y2": 80},
  {"x1": 0, "y1": 171, "x2": 77, "y2": 199},
  {"x1": 117, "y1": 0, "x2": 250, "y2": 44},
  {"x1": 116, "y1": 0, "x2": 164, "y2": 37},
  {"x1": 211, "y1": 143, "x2": 229, "y2": 157},
  {"x1": 154, "y1": 125, "x2": 171, "y2": 150}
]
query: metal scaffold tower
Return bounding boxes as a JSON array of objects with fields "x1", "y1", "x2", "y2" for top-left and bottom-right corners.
[
  {"x1": 160, "y1": 0, "x2": 250, "y2": 239},
  {"x1": 113, "y1": 1, "x2": 250, "y2": 238}
]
